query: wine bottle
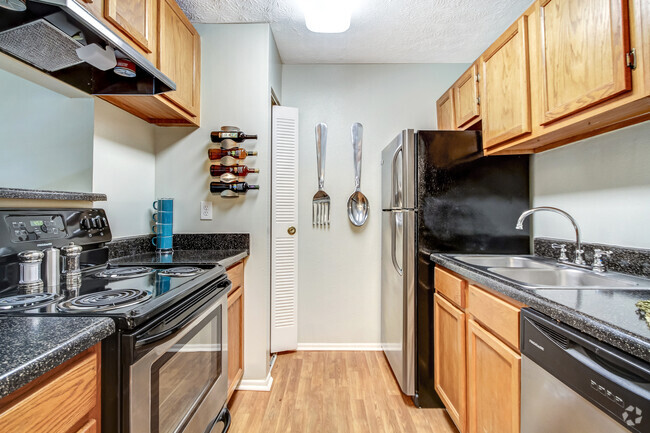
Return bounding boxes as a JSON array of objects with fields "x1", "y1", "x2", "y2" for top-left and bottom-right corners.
[
  {"x1": 210, "y1": 182, "x2": 260, "y2": 193},
  {"x1": 208, "y1": 148, "x2": 258, "y2": 160},
  {"x1": 210, "y1": 165, "x2": 260, "y2": 177},
  {"x1": 211, "y1": 130, "x2": 257, "y2": 143}
]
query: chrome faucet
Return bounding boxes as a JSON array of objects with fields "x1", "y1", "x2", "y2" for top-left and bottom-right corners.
[{"x1": 515, "y1": 207, "x2": 586, "y2": 266}]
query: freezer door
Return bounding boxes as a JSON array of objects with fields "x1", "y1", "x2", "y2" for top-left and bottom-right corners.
[
  {"x1": 381, "y1": 209, "x2": 415, "y2": 396},
  {"x1": 381, "y1": 130, "x2": 416, "y2": 210}
]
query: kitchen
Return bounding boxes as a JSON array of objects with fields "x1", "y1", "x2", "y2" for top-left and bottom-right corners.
[{"x1": 0, "y1": 0, "x2": 648, "y2": 432}]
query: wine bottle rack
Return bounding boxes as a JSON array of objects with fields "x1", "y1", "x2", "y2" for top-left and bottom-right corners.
[{"x1": 208, "y1": 126, "x2": 260, "y2": 198}]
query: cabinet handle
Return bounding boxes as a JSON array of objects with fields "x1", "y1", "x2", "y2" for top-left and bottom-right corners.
[{"x1": 288, "y1": 226, "x2": 296, "y2": 235}]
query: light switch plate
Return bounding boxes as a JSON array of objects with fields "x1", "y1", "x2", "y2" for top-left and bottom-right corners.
[{"x1": 200, "y1": 201, "x2": 212, "y2": 220}]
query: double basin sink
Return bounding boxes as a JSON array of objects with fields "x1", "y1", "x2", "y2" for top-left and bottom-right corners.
[{"x1": 449, "y1": 255, "x2": 650, "y2": 290}]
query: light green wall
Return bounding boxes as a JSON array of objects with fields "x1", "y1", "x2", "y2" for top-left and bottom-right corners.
[{"x1": 0, "y1": 68, "x2": 94, "y2": 192}]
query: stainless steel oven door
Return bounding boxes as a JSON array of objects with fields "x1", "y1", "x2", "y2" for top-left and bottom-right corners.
[{"x1": 130, "y1": 291, "x2": 228, "y2": 433}]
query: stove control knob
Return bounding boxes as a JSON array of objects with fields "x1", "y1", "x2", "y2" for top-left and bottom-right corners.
[
  {"x1": 91, "y1": 217, "x2": 99, "y2": 229},
  {"x1": 40, "y1": 224, "x2": 48, "y2": 233},
  {"x1": 80, "y1": 218, "x2": 90, "y2": 230},
  {"x1": 94, "y1": 216, "x2": 103, "y2": 229}
]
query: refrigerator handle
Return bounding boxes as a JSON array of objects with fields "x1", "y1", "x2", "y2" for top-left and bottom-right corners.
[
  {"x1": 391, "y1": 211, "x2": 403, "y2": 276},
  {"x1": 391, "y1": 145, "x2": 403, "y2": 209}
]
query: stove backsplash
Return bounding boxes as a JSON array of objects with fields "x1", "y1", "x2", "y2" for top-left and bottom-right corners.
[
  {"x1": 107, "y1": 233, "x2": 250, "y2": 260},
  {"x1": 534, "y1": 237, "x2": 650, "y2": 279}
]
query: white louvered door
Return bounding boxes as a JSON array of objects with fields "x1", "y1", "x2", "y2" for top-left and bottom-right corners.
[{"x1": 271, "y1": 105, "x2": 299, "y2": 353}]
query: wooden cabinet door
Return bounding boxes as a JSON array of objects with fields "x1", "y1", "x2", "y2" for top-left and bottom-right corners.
[
  {"x1": 105, "y1": 0, "x2": 155, "y2": 53},
  {"x1": 158, "y1": 0, "x2": 201, "y2": 117},
  {"x1": 436, "y1": 89, "x2": 456, "y2": 130},
  {"x1": 434, "y1": 293, "x2": 466, "y2": 432},
  {"x1": 227, "y1": 285, "x2": 244, "y2": 401},
  {"x1": 538, "y1": 0, "x2": 632, "y2": 125},
  {"x1": 481, "y1": 16, "x2": 531, "y2": 148},
  {"x1": 454, "y1": 64, "x2": 481, "y2": 128},
  {"x1": 467, "y1": 319, "x2": 520, "y2": 433}
]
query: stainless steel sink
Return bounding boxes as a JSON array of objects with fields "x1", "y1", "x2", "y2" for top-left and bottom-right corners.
[
  {"x1": 449, "y1": 254, "x2": 650, "y2": 290},
  {"x1": 489, "y1": 267, "x2": 640, "y2": 288},
  {"x1": 453, "y1": 255, "x2": 554, "y2": 269}
]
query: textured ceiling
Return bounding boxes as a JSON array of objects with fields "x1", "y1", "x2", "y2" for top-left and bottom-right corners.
[{"x1": 177, "y1": 0, "x2": 533, "y2": 64}]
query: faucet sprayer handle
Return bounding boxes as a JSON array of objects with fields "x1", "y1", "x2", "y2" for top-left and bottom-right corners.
[
  {"x1": 551, "y1": 243, "x2": 569, "y2": 262},
  {"x1": 593, "y1": 249, "x2": 613, "y2": 258},
  {"x1": 592, "y1": 249, "x2": 613, "y2": 273}
]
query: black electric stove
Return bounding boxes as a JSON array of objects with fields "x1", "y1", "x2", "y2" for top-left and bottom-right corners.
[{"x1": 0, "y1": 208, "x2": 232, "y2": 433}]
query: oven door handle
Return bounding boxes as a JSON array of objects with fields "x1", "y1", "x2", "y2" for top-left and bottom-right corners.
[
  {"x1": 205, "y1": 407, "x2": 231, "y2": 433},
  {"x1": 134, "y1": 312, "x2": 198, "y2": 348}
]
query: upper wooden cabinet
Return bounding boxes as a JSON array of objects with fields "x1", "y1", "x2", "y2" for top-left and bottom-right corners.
[
  {"x1": 481, "y1": 16, "x2": 531, "y2": 148},
  {"x1": 538, "y1": 0, "x2": 632, "y2": 124},
  {"x1": 434, "y1": 0, "x2": 650, "y2": 154},
  {"x1": 453, "y1": 63, "x2": 481, "y2": 129},
  {"x1": 105, "y1": 0, "x2": 156, "y2": 53},
  {"x1": 158, "y1": 0, "x2": 201, "y2": 117},
  {"x1": 83, "y1": 0, "x2": 202, "y2": 126},
  {"x1": 436, "y1": 89, "x2": 456, "y2": 130}
]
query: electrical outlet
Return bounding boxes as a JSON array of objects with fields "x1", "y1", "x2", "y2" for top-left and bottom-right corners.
[{"x1": 200, "y1": 201, "x2": 213, "y2": 220}]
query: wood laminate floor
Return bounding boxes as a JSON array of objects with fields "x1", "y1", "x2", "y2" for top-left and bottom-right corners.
[{"x1": 228, "y1": 351, "x2": 457, "y2": 433}]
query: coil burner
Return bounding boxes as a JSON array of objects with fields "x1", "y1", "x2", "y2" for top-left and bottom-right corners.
[
  {"x1": 58, "y1": 288, "x2": 151, "y2": 311},
  {"x1": 158, "y1": 267, "x2": 204, "y2": 277},
  {"x1": 0, "y1": 293, "x2": 59, "y2": 311},
  {"x1": 95, "y1": 267, "x2": 155, "y2": 279}
]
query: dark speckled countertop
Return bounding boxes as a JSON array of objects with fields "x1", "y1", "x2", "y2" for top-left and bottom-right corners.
[
  {"x1": 109, "y1": 249, "x2": 248, "y2": 269},
  {"x1": 430, "y1": 253, "x2": 650, "y2": 363},
  {"x1": 0, "y1": 317, "x2": 114, "y2": 398}
]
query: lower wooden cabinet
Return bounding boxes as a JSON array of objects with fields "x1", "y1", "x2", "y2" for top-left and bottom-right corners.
[
  {"x1": 434, "y1": 266, "x2": 524, "y2": 433},
  {"x1": 434, "y1": 293, "x2": 467, "y2": 432},
  {"x1": 0, "y1": 344, "x2": 101, "y2": 433},
  {"x1": 467, "y1": 318, "x2": 520, "y2": 433},
  {"x1": 226, "y1": 261, "x2": 245, "y2": 401}
]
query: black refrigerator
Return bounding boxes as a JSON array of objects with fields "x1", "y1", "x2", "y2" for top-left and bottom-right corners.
[{"x1": 380, "y1": 130, "x2": 530, "y2": 407}]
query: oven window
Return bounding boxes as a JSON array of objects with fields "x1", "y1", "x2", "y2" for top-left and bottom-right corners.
[{"x1": 151, "y1": 305, "x2": 222, "y2": 433}]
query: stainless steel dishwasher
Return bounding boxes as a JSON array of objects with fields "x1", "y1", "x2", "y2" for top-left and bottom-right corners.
[{"x1": 521, "y1": 308, "x2": 650, "y2": 433}]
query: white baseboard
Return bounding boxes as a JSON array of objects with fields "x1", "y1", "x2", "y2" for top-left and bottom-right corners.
[
  {"x1": 296, "y1": 343, "x2": 382, "y2": 351},
  {"x1": 236, "y1": 364, "x2": 275, "y2": 391}
]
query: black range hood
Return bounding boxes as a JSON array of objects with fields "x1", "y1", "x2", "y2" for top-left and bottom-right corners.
[{"x1": 0, "y1": 0, "x2": 175, "y2": 95}]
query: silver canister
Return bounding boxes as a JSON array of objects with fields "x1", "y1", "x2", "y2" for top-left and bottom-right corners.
[
  {"x1": 42, "y1": 247, "x2": 61, "y2": 292},
  {"x1": 61, "y1": 242, "x2": 83, "y2": 288},
  {"x1": 18, "y1": 250, "x2": 44, "y2": 293}
]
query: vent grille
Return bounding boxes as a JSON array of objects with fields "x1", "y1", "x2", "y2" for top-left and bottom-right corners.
[
  {"x1": 532, "y1": 320, "x2": 570, "y2": 349},
  {"x1": 0, "y1": 19, "x2": 83, "y2": 72}
]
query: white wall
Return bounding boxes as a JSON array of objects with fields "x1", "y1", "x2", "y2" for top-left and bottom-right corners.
[
  {"x1": 532, "y1": 120, "x2": 650, "y2": 249},
  {"x1": 0, "y1": 68, "x2": 94, "y2": 192},
  {"x1": 93, "y1": 99, "x2": 157, "y2": 238},
  {"x1": 282, "y1": 63, "x2": 468, "y2": 346},
  {"x1": 154, "y1": 24, "x2": 275, "y2": 381}
]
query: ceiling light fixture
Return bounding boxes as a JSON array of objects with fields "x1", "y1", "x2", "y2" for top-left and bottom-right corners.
[{"x1": 302, "y1": 0, "x2": 351, "y2": 33}]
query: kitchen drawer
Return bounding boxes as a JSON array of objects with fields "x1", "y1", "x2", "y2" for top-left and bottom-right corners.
[
  {"x1": 435, "y1": 267, "x2": 466, "y2": 308},
  {"x1": 76, "y1": 419, "x2": 97, "y2": 433},
  {"x1": 227, "y1": 261, "x2": 244, "y2": 292},
  {"x1": 467, "y1": 284, "x2": 520, "y2": 350},
  {"x1": 0, "y1": 352, "x2": 97, "y2": 433}
]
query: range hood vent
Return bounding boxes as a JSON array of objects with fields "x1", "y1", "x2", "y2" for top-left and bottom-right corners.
[{"x1": 0, "y1": 0, "x2": 175, "y2": 95}]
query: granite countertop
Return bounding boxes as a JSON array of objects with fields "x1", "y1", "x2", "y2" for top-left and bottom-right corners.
[
  {"x1": 109, "y1": 249, "x2": 248, "y2": 269},
  {"x1": 0, "y1": 317, "x2": 115, "y2": 399},
  {"x1": 0, "y1": 187, "x2": 107, "y2": 202},
  {"x1": 430, "y1": 254, "x2": 650, "y2": 362}
]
